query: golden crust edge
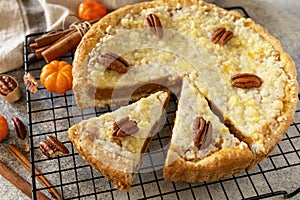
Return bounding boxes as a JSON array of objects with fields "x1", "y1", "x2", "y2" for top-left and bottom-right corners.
[
  {"x1": 66, "y1": 125, "x2": 135, "y2": 191},
  {"x1": 163, "y1": 146, "x2": 253, "y2": 182}
]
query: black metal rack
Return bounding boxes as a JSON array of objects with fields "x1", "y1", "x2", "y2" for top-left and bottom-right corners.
[{"x1": 24, "y1": 7, "x2": 299, "y2": 200}]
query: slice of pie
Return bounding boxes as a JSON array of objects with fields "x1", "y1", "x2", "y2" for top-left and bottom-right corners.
[
  {"x1": 163, "y1": 77, "x2": 253, "y2": 182},
  {"x1": 67, "y1": 91, "x2": 170, "y2": 191}
]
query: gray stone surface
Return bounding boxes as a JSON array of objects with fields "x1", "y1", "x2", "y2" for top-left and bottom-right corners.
[{"x1": 0, "y1": 0, "x2": 299, "y2": 199}]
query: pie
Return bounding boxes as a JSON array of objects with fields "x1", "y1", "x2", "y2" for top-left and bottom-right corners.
[
  {"x1": 163, "y1": 76, "x2": 252, "y2": 182},
  {"x1": 67, "y1": 91, "x2": 169, "y2": 191},
  {"x1": 70, "y1": 0, "x2": 298, "y2": 189}
]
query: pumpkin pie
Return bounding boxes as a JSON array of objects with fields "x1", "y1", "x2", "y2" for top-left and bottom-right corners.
[
  {"x1": 67, "y1": 91, "x2": 170, "y2": 191},
  {"x1": 71, "y1": 0, "x2": 298, "y2": 188}
]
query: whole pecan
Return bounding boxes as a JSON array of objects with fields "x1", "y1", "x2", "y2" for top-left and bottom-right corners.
[
  {"x1": 113, "y1": 117, "x2": 139, "y2": 137},
  {"x1": 231, "y1": 73, "x2": 262, "y2": 89},
  {"x1": 145, "y1": 14, "x2": 164, "y2": 39},
  {"x1": 113, "y1": 116, "x2": 130, "y2": 131},
  {"x1": 99, "y1": 52, "x2": 129, "y2": 73},
  {"x1": 39, "y1": 135, "x2": 69, "y2": 158},
  {"x1": 11, "y1": 117, "x2": 27, "y2": 139},
  {"x1": 211, "y1": 27, "x2": 233, "y2": 45},
  {"x1": 193, "y1": 117, "x2": 212, "y2": 149},
  {"x1": 0, "y1": 74, "x2": 17, "y2": 96},
  {"x1": 23, "y1": 72, "x2": 39, "y2": 94}
]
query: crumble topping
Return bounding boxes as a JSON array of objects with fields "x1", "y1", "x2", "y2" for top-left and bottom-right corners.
[{"x1": 86, "y1": 2, "x2": 291, "y2": 154}]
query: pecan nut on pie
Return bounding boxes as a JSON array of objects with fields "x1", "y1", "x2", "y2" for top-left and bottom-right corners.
[{"x1": 70, "y1": 0, "x2": 298, "y2": 190}]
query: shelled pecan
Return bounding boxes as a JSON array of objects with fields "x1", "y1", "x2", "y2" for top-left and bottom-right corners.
[
  {"x1": 113, "y1": 117, "x2": 139, "y2": 137},
  {"x1": 145, "y1": 14, "x2": 164, "y2": 39},
  {"x1": 231, "y1": 73, "x2": 262, "y2": 89},
  {"x1": 211, "y1": 27, "x2": 233, "y2": 45},
  {"x1": 193, "y1": 117, "x2": 212, "y2": 149},
  {"x1": 99, "y1": 52, "x2": 129, "y2": 73},
  {"x1": 11, "y1": 118, "x2": 27, "y2": 139},
  {"x1": 23, "y1": 72, "x2": 39, "y2": 94},
  {"x1": 39, "y1": 135, "x2": 69, "y2": 158}
]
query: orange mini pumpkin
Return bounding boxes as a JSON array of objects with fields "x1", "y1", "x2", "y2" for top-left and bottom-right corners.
[
  {"x1": 0, "y1": 115, "x2": 8, "y2": 142},
  {"x1": 40, "y1": 60, "x2": 73, "y2": 94},
  {"x1": 78, "y1": 0, "x2": 107, "y2": 21}
]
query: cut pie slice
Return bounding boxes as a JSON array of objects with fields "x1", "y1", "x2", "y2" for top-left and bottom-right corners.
[
  {"x1": 163, "y1": 77, "x2": 253, "y2": 182},
  {"x1": 67, "y1": 91, "x2": 170, "y2": 191}
]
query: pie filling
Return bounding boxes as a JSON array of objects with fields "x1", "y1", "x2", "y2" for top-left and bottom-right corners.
[
  {"x1": 94, "y1": 77, "x2": 182, "y2": 101},
  {"x1": 82, "y1": 2, "x2": 295, "y2": 158}
]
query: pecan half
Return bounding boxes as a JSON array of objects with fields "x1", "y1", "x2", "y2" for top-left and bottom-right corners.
[
  {"x1": 231, "y1": 73, "x2": 262, "y2": 89},
  {"x1": 211, "y1": 27, "x2": 233, "y2": 45},
  {"x1": 0, "y1": 74, "x2": 18, "y2": 96},
  {"x1": 99, "y1": 52, "x2": 129, "y2": 73},
  {"x1": 113, "y1": 117, "x2": 139, "y2": 137},
  {"x1": 23, "y1": 72, "x2": 39, "y2": 94},
  {"x1": 39, "y1": 135, "x2": 69, "y2": 158},
  {"x1": 193, "y1": 117, "x2": 212, "y2": 149},
  {"x1": 145, "y1": 14, "x2": 164, "y2": 39},
  {"x1": 11, "y1": 118, "x2": 27, "y2": 139}
]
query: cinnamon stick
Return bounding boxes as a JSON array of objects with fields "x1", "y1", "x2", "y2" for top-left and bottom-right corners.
[
  {"x1": 35, "y1": 45, "x2": 51, "y2": 59},
  {"x1": 8, "y1": 144, "x2": 62, "y2": 200},
  {"x1": 0, "y1": 161, "x2": 50, "y2": 200},
  {"x1": 42, "y1": 31, "x2": 82, "y2": 63},
  {"x1": 29, "y1": 43, "x2": 39, "y2": 51},
  {"x1": 51, "y1": 28, "x2": 77, "y2": 44},
  {"x1": 35, "y1": 29, "x2": 74, "y2": 47}
]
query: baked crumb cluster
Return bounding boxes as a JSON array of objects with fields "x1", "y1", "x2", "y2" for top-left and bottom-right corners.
[{"x1": 86, "y1": 2, "x2": 291, "y2": 154}]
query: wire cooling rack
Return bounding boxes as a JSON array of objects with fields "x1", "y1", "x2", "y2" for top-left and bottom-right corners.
[{"x1": 24, "y1": 6, "x2": 299, "y2": 200}]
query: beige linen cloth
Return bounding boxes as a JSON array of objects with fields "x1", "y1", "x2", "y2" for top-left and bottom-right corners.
[{"x1": 0, "y1": 0, "x2": 147, "y2": 73}]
